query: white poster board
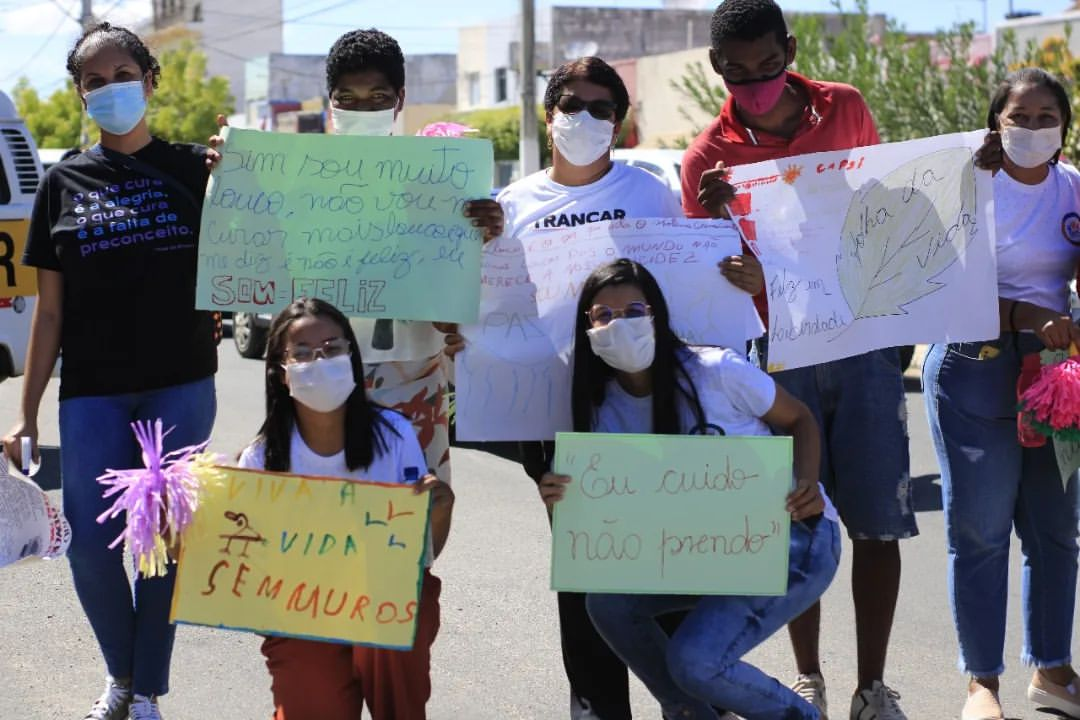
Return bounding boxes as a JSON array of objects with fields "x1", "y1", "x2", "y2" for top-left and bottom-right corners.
[
  {"x1": 456, "y1": 218, "x2": 762, "y2": 441},
  {"x1": 728, "y1": 130, "x2": 998, "y2": 372}
]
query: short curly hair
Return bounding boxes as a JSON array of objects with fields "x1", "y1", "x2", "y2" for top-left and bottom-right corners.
[
  {"x1": 67, "y1": 22, "x2": 161, "y2": 90},
  {"x1": 543, "y1": 57, "x2": 630, "y2": 122},
  {"x1": 326, "y1": 29, "x2": 405, "y2": 94},
  {"x1": 711, "y1": 0, "x2": 788, "y2": 50}
]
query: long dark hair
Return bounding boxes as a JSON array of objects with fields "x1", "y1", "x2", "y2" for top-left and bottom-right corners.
[
  {"x1": 571, "y1": 259, "x2": 706, "y2": 434},
  {"x1": 987, "y1": 67, "x2": 1072, "y2": 164},
  {"x1": 256, "y1": 298, "x2": 396, "y2": 472}
]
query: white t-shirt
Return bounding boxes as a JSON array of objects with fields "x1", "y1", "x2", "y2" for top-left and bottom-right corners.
[
  {"x1": 497, "y1": 161, "x2": 684, "y2": 240},
  {"x1": 995, "y1": 161, "x2": 1080, "y2": 314},
  {"x1": 593, "y1": 346, "x2": 839, "y2": 522},
  {"x1": 593, "y1": 346, "x2": 775, "y2": 436},
  {"x1": 237, "y1": 409, "x2": 438, "y2": 563}
]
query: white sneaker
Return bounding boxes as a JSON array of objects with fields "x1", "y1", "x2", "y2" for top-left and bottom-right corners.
[
  {"x1": 792, "y1": 673, "x2": 829, "y2": 719},
  {"x1": 850, "y1": 681, "x2": 907, "y2": 720},
  {"x1": 128, "y1": 695, "x2": 163, "y2": 720},
  {"x1": 84, "y1": 676, "x2": 131, "y2": 720}
]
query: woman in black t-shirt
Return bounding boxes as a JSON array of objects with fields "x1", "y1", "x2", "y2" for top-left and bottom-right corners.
[{"x1": 2, "y1": 23, "x2": 216, "y2": 720}]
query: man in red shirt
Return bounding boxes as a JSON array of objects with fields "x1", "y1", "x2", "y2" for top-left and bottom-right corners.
[{"x1": 682, "y1": 3, "x2": 915, "y2": 720}]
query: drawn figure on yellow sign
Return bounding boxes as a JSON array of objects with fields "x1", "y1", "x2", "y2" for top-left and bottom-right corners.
[{"x1": 217, "y1": 511, "x2": 265, "y2": 558}]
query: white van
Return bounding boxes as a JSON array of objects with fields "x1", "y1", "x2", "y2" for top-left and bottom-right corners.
[{"x1": 0, "y1": 90, "x2": 42, "y2": 381}]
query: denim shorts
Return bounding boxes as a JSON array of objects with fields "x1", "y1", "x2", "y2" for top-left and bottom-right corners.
[{"x1": 768, "y1": 344, "x2": 917, "y2": 541}]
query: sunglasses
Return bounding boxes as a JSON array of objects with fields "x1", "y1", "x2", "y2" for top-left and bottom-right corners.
[
  {"x1": 586, "y1": 301, "x2": 652, "y2": 326},
  {"x1": 556, "y1": 94, "x2": 618, "y2": 121}
]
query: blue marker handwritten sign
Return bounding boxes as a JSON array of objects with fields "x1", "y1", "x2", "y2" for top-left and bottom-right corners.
[
  {"x1": 195, "y1": 127, "x2": 493, "y2": 322},
  {"x1": 552, "y1": 432, "x2": 792, "y2": 595}
]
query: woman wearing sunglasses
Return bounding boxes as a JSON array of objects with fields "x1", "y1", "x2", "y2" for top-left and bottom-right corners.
[{"x1": 539, "y1": 258, "x2": 837, "y2": 720}]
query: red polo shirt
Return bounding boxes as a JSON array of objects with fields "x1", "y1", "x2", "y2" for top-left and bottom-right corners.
[{"x1": 681, "y1": 71, "x2": 880, "y2": 323}]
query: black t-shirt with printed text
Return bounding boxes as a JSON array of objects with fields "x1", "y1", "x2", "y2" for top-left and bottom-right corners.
[{"x1": 23, "y1": 137, "x2": 217, "y2": 399}]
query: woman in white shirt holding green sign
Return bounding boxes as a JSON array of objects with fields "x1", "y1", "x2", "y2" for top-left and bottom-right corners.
[{"x1": 540, "y1": 258, "x2": 838, "y2": 720}]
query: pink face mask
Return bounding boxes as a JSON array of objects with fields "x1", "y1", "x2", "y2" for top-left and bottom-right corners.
[{"x1": 724, "y1": 68, "x2": 789, "y2": 116}]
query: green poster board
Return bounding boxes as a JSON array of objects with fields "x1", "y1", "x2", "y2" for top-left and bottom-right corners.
[
  {"x1": 552, "y1": 432, "x2": 792, "y2": 595},
  {"x1": 196, "y1": 127, "x2": 493, "y2": 322}
]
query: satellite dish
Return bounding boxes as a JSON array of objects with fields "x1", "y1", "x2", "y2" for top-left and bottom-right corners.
[{"x1": 563, "y1": 40, "x2": 600, "y2": 60}]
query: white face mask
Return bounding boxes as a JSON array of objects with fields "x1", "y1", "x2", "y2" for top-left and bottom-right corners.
[
  {"x1": 331, "y1": 106, "x2": 396, "y2": 136},
  {"x1": 586, "y1": 316, "x2": 656, "y2": 373},
  {"x1": 1001, "y1": 125, "x2": 1062, "y2": 169},
  {"x1": 284, "y1": 354, "x2": 357, "y2": 412},
  {"x1": 551, "y1": 110, "x2": 615, "y2": 166}
]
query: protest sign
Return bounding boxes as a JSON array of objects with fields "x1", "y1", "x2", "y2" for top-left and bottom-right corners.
[
  {"x1": 455, "y1": 219, "x2": 762, "y2": 441},
  {"x1": 0, "y1": 219, "x2": 36, "y2": 297},
  {"x1": 172, "y1": 467, "x2": 430, "y2": 649},
  {"x1": 551, "y1": 433, "x2": 792, "y2": 595},
  {"x1": 195, "y1": 127, "x2": 493, "y2": 323},
  {"x1": 728, "y1": 130, "x2": 998, "y2": 371}
]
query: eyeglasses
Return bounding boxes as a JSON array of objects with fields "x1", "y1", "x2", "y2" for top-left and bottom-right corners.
[
  {"x1": 284, "y1": 338, "x2": 352, "y2": 364},
  {"x1": 586, "y1": 301, "x2": 652, "y2": 326},
  {"x1": 556, "y1": 94, "x2": 618, "y2": 121}
]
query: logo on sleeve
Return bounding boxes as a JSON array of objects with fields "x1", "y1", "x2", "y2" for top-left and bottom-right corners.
[{"x1": 1062, "y1": 212, "x2": 1080, "y2": 246}]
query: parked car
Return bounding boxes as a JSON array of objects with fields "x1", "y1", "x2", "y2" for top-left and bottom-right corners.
[
  {"x1": 0, "y1": 90, "x2": 42, "y2": 381},
  {"x1": 612, "y1": 148, "x2": 683, "y2": 206},
  {"x1": 232, "y1": 312, "x2": 271, "y2": 358}
]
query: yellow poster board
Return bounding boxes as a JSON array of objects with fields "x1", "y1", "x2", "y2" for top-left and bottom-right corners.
[
  {"x1": 0, "y1": 219, "x2": 37, "y2": 297},
  {"x1": 171, "y1": 466, "x2": 431, "y2": 649}
]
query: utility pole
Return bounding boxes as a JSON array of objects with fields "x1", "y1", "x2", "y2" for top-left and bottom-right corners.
[
  {"x1": 519, "y1": 0, "x2": 540, "y2": 177},
  {"x1": 80, "y1": 0, "x2": 94, "y2": 30}
]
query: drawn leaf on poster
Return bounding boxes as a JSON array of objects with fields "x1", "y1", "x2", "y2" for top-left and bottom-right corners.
[{"x1": 836, "y1": 147, "x2": 977, "y2": 321}]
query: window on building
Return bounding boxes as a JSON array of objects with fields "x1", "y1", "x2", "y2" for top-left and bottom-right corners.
[
  {"x1": 495, "y1": 67, "x2": 508, "y2": 103},
  {"x1": 467, "y1": 72, "x2": 481, "y2": 107}
]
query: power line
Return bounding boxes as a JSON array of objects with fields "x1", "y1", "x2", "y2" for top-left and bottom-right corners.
[{"x1": 1, "y1": 14, "x2": 73, "y2": 83}]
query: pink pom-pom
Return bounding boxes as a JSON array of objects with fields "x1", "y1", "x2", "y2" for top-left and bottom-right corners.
[
  {"x1": 1019, "y1": 357, "x2": 1080, "y2": 440},
  {"x1": 96, "y1": 419, "x2": 210, "y2": 577},
  {"x1": 416, "y1": 122, "x2": 475, "y2": 138}
]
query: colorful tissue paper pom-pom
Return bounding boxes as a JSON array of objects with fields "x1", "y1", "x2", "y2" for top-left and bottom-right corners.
[
  {"x1": 416, "y1": 122, "x2": 475, "y2": 138},
  {"x1": 95, "y1": 419, "x2": 223, "y2": 577},
  {"x1": 1019, "y1": 355, "x2": 1080, "y2": 443}
]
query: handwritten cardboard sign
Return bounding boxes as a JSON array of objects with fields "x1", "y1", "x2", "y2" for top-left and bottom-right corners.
[
  {"x1": 171, "y1": 467, "x2": 430, "y2": 649},
  {"x1": 728, "y1": 130, "x2": 998, "y2": 371},
  {"x1": 195, "y1": 127, "x2": 493, "y2": 322},
  {"x1": 551, "y1": 433, "x2": 792, "y2": 595},
  {"x1": 455, "y1": 219, "x2": 763, "y2": 441},
  {"x1": 0, "y1": 219, "x2": 37, "y2": 297}
]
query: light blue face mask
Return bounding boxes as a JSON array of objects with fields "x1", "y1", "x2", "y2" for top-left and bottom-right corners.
[{"x1": 84, "y1": 80, "x2": 147, "y2": 136}]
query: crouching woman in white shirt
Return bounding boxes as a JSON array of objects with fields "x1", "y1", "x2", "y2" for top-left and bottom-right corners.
[{"x1": 540, "y1": 259, "x2": 839, "y2": 720}]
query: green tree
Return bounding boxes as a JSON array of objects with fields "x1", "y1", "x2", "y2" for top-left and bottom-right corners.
[
  {"x1": 12, "y1": 78, "x2": 83, "y2": 149},
  {"x1": 148, "y1": 41, "x2": 233, "y2": 144},
  {"x1": 448, "y1": 106, "x2": 552, "y2": 165}
]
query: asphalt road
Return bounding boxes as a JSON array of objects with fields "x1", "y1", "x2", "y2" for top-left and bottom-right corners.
[{"x1": 0, "y1": 342, "x2": 1069, "y2": 720}]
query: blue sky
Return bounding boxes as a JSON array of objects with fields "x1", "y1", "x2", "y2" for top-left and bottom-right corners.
[{"x1": 0, "y1": 0, "x2": 1072, "y2": 97}]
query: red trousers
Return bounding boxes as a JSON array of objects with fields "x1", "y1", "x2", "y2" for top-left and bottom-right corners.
[{"x1": 262, "y1": 571, "x2": 442, "y2": 720}]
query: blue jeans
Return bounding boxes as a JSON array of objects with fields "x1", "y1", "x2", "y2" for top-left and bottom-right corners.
[
  {"x1": 59, "y1": 376, "x2": 216, "y2": 696},
  {"x1": 924, "y1": 336, "x2": 1079, "y2": 676},
  {"x1": 587, "y1": 518, "x2": 841, "y2": 720}
]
